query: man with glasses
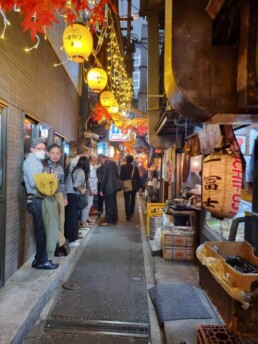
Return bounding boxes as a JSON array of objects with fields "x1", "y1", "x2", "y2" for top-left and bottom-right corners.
[{"x1": 23, "y1": 138, "x2": 59, "y2": 269}]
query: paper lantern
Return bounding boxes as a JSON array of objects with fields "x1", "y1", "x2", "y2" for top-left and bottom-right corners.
[
  {"x1": 202, "y1": 150, "x2": 242, "y2": 219},
  {"x1": 63, "y1": 23, "x2": 93, "y2": 63},
  {"x1": 107, "y1": 100, "x2": 119, "y2": 114},
  {"x1": 100, "y1": 91, "x2": 115, "y2": 108},
  {"x1": 87, "y1": 68, "x2": 107, "y2": 93},
  {"x1": 97, "y1": 142, "x2": 109, "y2": 156}
]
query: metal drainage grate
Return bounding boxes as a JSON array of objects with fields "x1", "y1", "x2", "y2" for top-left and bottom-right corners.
[{"x1": 45, "y1": 319, "x2": 149, "y2": 338}]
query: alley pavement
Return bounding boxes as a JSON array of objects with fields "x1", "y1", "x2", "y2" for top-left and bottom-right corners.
[{"x1": 0, "y1": 192, "x2": 225, "y2": 344}]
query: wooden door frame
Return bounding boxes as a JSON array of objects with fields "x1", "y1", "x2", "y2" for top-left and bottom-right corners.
[{"x1": 0, "y1": 101, "x2": 7, "y2": 288}]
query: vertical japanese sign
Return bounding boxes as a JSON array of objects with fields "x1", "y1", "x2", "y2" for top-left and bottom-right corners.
[{"x1": 202, "y1": 152, "x2": 242, "y2": 218}]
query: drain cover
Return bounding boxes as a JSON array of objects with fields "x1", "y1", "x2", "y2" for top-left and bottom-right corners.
[
  {"x1": 45, "y1": 319, "x2": 149, "y2": 338},
  {"x1": 62, "y1": 282, "x2": 80, "y2": 290}
]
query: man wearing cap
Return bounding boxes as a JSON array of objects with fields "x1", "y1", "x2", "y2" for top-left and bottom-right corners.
[{"x1": 23, "y1": 138, "x2": 59, "y2": 270}]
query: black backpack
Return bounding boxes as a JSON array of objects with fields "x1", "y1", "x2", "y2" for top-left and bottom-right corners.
[{"x1": 64, "y1": 163, "x2": 71, "y2": 182}]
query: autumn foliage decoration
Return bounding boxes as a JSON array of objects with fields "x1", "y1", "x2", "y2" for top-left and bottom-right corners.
[
  {"x1": 92, "y1": 103, "x2": 112, "y2": 128},
  {"x1": 0, "y1": 0, "x2": 117, "y2": 40},
  {"x1": 92, "y1": 106, "x2": 148, "y2": 137},
  {"x1": 119, "y1": 118, "x2": 148, "y2": 137}
]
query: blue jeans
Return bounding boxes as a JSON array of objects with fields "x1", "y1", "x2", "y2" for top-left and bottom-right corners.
[{"x1": 27, "y1": 197, "x2": 48, "y2": 264}]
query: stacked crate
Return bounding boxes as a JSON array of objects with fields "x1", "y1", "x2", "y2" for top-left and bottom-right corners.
[
  {"x1": 197, "y1": 325, "x2": 245, "y2": 344},
  {"x1": 161, "y1": 226, "x2": 195, "y2": 261}
]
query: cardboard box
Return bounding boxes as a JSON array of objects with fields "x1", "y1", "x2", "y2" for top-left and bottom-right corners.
[
  {"x1": 162, "y1": 227, "x2": 194, "y2": 247},
  {"x1": 163, "y1": 246, "x2": 195, "y2": 261},
  {"x1": 203, "y1": 241, "x2": 258, "y2": 292}
]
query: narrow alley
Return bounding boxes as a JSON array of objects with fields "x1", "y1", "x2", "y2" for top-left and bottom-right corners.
[{"x1": 0, "y1": 192, "x2": 225, "y2": 344}]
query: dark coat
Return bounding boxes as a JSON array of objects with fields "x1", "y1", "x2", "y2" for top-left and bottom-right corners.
[
  {"x1": 99, "y1": 159, "x2": 121, "y2": 196},
  {"x1": 120, "y1": 162, "x2": 141, "y2": 192}
]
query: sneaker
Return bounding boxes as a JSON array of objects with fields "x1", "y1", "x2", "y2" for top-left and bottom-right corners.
[
  {"x1": 69, "y1": 240, "x2": 80, "y2": 247},
  {"x1": 80, "y1": 222, "x2": 91, "y2": 229},
  {"x1": 89, "y1": 210, "x2": 98, "y2": 215}
]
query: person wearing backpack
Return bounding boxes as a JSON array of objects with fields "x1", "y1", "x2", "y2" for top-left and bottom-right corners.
[
  {"x1": 65, "y1": 157, "x2": 90, "y2": 245},
  {"x1": 120, "y1": 154, "x2": 141, "y2": 221}
]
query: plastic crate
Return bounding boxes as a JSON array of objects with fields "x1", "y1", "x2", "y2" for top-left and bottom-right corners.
[{"x1": 197, "y1": 325, "x2": 246, "y2": 344}]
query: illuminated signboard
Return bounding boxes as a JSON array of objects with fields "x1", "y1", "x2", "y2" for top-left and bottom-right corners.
[
  {"x1": 97, "y1": 142, "x2": 109, "y2": 156},
  {"x1": 109, "y1": 124, "x2": 130, "y2": 142}
]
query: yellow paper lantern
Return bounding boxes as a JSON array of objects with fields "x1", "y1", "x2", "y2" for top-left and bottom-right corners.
[
  {"x1": 107, "y1": 100, "x2": 119, "y2": 114},
  {"x1": 87, "y1": 68, "x2": 107, "y2": 93},
  {"x1": 100, "y1": 91, "x2": 115, "y2": 108},
  {"x1": 63, "y1": 23, "x2": 93, "y2": 63}
]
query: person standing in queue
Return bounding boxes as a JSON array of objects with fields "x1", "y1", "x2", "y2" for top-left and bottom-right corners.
[
  {"x1": 80, "y1": 154, "x2": 98, "y2": 229},
  {"x1": 96, "y1": 162, "x2": 104, "y2": 216},
  {"x1": 69, "y1": 145, "x2": 89, "y2": 171},
  {"x1": 98, "y1": 154, "x2": 121, "y2": 226},
  {"x1": 23, "y1": 138, "x2": 59, "y2": 270},
  {"x1": 44, "y1": 144, "x2": 69, "y2": 257},
  {"x1": 65, "y1": 156, "x2": 90, "y2": 245},
  {"x1": 120, "y1": 154, "x2": 141, "y2": 221}
]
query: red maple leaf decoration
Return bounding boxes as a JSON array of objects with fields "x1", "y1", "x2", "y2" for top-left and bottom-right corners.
[
  {"x1": 0, "y1": 0, "x2": 117, "y2": 40},
  {"x1": 92, "y1": 103, "x2": 112, "y2": 125}
]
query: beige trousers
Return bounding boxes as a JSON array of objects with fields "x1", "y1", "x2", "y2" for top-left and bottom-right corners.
[{"x1": 55, "y1": 192, "x2": 66, "y2": 247}]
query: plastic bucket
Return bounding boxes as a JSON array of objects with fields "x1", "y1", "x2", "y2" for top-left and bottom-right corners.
[{"x1": 150, "y1": 216, "x2": 163, "y2": 240}]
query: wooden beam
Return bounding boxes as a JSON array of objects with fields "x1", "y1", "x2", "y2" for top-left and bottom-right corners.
[
  {"x1": 130, "y1": 106, "x2": 146, "y2": 117},
  {"x1": 205, "y1": 0, "x2": 226, "y2": 20},
  {"x1": 203, "y1": 113, "x2": 258, "y2": 125}
]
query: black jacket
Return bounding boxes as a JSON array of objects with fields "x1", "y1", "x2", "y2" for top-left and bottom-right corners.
[
  {"x1": 120, "y1": 162, "x2": 141, "y2": 192},
  {"x1": 99, "y1": 159, "x2": 121, "y2": 196}
]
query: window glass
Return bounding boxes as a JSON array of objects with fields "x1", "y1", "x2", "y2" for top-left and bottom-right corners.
[
  {"x1": 54, "y1": 135, "x2": 63, "y2": 147},
  {"x1": 39, "y1": 125, "x2": 49, "y2": 147},
  {"x1": 133, "y1": 71, "x2": 140, "y2": 89},
  {"x1": 64, "y1": 141, "x2": 70, "y2": 169},
  {"x1": 24, "y1": 118, "x2": 50, "y2": 157},
  {"x1": 24, "y1": 118, "x2": 36, "y2": 157},
  {"x1": 54, "y1": 134, "x2": 70, "y2": 169}
]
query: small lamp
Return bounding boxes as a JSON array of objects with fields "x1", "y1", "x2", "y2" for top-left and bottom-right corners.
[
  {"x1": 100, "y1": 91, "x2": 115, "y2": 108},
  {"x1": 87, "y1": 68, "x2": 107, "y2": 93}
]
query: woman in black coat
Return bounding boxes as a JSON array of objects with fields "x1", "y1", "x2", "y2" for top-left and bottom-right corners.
[{"x1": 120, "y1": 154, "x2": 141, "y2": 221}]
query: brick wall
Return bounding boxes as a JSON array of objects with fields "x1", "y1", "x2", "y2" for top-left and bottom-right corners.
[{"x1": 0, "y1": 12, "x2": 81, "y2": 281}]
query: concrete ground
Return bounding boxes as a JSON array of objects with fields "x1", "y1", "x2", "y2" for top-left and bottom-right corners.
[{"x1": 0, "y1": 192, "x2": 245, "y2": 344}]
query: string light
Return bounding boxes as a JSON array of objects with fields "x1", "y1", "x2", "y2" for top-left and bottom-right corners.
[
  {"x1": 105, "y1": 10, "x2": 133, "y2": 113},
  {"x1": 24, "y1": 35, "x2": 40, "y2": 52},
  {"x1": 14, "y1": 5, "x2": 20, "y2": 12},
  {"x1": 54, "y1": 57, "x2": 71, "y2": 67},
  {"x1": 0, "y1": 9, "x2": 11, "y2": 39}
]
